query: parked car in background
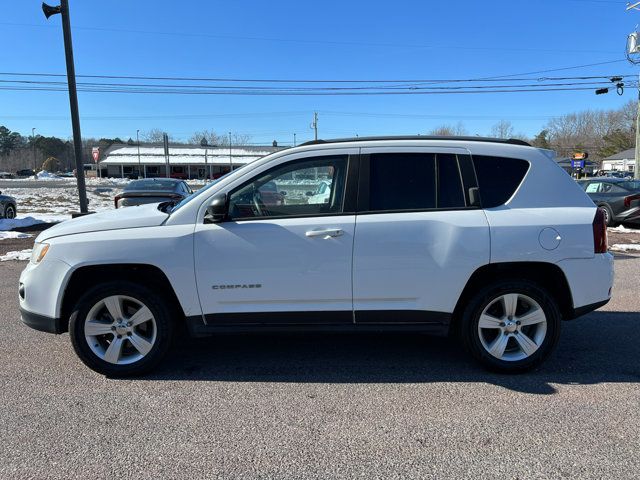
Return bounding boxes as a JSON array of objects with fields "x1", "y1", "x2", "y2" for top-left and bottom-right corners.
[
  {"x1": 0, "y1": 172, "x2": 14, "y2": 179},
  {"x1": 577, "y1": 178, "x2": 640, "y2": 226},
  {"x1": 114, "y1": 178, "x2": 193, "y2": 209},
  {"x1": 306, "y1": 179, "x2": 332, "y2": 204},
  {"x1": 15, "y1": 169, "x2": 35, "y2": 178},
  {"x1": 0, "y1": 191, "x2": 17, "y2": 219},
  {"x1": 603, "y1": 171, "x2": 633, "y2": 179},
  {"x1": 20, "y1": 137, "x2": 613, "y2": 376}
]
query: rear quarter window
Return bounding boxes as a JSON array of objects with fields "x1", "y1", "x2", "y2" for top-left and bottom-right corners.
[{"x1": 472, "y1": 155, "x2": 530, "y2": 208}]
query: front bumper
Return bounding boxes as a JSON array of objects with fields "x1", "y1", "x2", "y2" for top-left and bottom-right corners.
[{"x1": 20, "y1": 307, "x2": 65, "y2": 334}]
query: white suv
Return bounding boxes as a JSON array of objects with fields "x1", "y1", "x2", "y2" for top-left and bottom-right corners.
[{"x1": 19, "y1": 137, "x2": 614, "y2": 376}]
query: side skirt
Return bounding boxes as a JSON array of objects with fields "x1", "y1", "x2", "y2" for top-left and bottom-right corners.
[{"x1": 186, "y1": 310, "x2": 451, "y2": 337}]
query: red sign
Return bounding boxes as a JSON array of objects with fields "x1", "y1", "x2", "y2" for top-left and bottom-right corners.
[{"x1": 92, "y1": 147, "x2": 100, "y2": 163}]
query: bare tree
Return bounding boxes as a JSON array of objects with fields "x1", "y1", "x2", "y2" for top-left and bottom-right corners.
[
  {"x1": 189, "y1": 129, "x2": 223, "y2": 146},
  {"x1": 490, "y1": 120, "x2": 515, "y2": 139},
  {"x1": 141, "y1": 129, "x2": 172, "y2": 143},
  {"x1": 428, "y1": 122, "x2": 468, "y2": 136}
]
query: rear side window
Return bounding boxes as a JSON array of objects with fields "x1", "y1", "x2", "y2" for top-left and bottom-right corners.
[
  {"x1": 472, "y1": 155, "x2": 529, "y2": 208},
  {"x1": 369, "y1": 153, "x2": 436, "y2": 211}
]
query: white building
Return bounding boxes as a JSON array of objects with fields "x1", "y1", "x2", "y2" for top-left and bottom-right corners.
[
  {"x1": 99, "y1": 144, "x2": 283, "y2": 179},
  {"x1": 602, "y1": 148, "x2": 636, "y2": 174}
]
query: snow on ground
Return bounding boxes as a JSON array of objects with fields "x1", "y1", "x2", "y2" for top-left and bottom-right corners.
[
  {"x1": 0, "y1": 249, "x2": 32, "y2": 262},
  {"x1": 610, "y1": 244, "x2": 640, "y2": 252},
  {"x1": 609, "y1": 225, "x2": 640, "y2": 234},
  {"x1": 0, "y1": 216, "x2": 52, "y2": 231},
  {"x1": 0, "y1": 231, "x2": 33, "y2": 240}
]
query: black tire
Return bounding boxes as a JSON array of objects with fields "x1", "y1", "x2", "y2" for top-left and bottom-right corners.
[
  {"x1": 69, "y1": 281, "x2": 174, "y2": 377},
  {"x1": 4, "y1": 204, "x2": 16, "y2": 219},
  {"x1": 459, "y1": 280, "x2": 561, "y2": 373},
  {"x1": 598, "y1": 204, "x2": 615, "y2": 227}
]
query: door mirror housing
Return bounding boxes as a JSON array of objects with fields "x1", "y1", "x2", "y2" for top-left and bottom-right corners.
[{"x1": 204, "y1": 193, "x2": 227, "y2": 224}]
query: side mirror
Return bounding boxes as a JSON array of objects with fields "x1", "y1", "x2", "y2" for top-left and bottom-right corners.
[
  {"x1": 280, "y1": 191, "x2": 287, "y2": 196},
  {"x1": 305, "y1": 191, "x2": 313, "y2": 196},
  {"x1": 468, "y1": 187, "x2": 481, "y2": 207},
  {"x1": 204, "y1": 193, "x2": 227, "y2": 224}
]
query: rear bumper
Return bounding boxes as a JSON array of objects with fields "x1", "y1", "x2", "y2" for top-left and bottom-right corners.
[
  {"x1": 20, "y1": 307, "x2": 64, "y2": 334},
  {"x1": 566, "y1": 298, "x2": 610, "y2": 320},
  {"x1": 557, "y1": 253, "x2": 614, "y2": 315}
]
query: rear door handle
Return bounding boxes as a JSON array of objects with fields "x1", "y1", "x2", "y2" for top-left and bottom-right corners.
[{"x1": 305, "y1": 228, "x2": 344, "y2": 238}]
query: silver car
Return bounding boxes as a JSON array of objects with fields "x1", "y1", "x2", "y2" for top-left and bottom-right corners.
[{"x1": 0, "y1": 191, "x2": 17, "y2": 219}]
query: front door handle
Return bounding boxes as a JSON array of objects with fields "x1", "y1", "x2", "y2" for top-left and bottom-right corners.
[{"x1": 305, "y1": 228, "x2": 344, "y2": 238}]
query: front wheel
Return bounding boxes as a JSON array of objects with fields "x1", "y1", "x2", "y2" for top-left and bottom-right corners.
[
  {"x1": 69, "y1": 282, "x2": 174, "y2": 376},
  {"x1": 459, "y1": 280, "x2": 561, "y2": 373},
  {"x1": 3, "y1": 204, "x2": 16, "y2": 219}
]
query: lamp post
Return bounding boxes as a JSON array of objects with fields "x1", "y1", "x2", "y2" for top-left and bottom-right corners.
[
  {"x1": 228, "y1": 131, "x2": 232, "y2": 171},
  {"x1": 293, "y1": 133, "x2": 296, "y2": 147},
  {"x1": 31, "y1": 128, "x2": 37, "y2": 177},
  {"x1": 42, "y1": 0, "x2": 89, "y2": 213},
  {"x1": 136, "y1": 129, "x2": 142, "y2": 178}
]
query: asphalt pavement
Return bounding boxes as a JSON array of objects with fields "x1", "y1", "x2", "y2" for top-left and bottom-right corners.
[{"x1": 0, "y1": 257, "x2": 639, "y2": 479}]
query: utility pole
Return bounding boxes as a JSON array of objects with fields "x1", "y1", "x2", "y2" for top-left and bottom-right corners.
[
  {"x1": 31, "y1": 128, "x2": 37, "y2": 177},
  {"x1": 626, "y1": 3, "x2": 640, "y2": 179},
  {"x1": 228, "y1": 131, "x2": 232, "y2": 171},
  {"x1": 310, "y1": 112, "x2": 318, "y2": 141},
  {"x1": 136, "y1": 129, "x2": 142, "y2": 178},
  {"x1": 42, "y1": 0, "x2": 89, "y2": 213}
]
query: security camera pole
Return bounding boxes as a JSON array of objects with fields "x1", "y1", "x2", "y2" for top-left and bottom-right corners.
[{"x1": 42, "y1": 0, "x2": 89, "y2": 213}]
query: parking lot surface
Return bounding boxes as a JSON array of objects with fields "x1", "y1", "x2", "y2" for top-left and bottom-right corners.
[{"x1": 1, "y1": 256, "x2": 639, "y2": 479}]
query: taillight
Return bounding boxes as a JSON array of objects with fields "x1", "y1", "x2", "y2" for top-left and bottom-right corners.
[
  {"x1": 114, "y1": 195, "x2": 121, "y2": 209},
  {"x1": 592, "y1": 208, "x2": 608, "y2": 253},
  {"x1": 623, "y1": 193, "x2": 640, "y2": 208}
]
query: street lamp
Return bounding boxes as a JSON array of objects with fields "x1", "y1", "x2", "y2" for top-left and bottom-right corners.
[
  {"x1": 136, "y1": 129, "x2": 142, "y2": 178},
  {"x1": 42, "y1": 0, "x2": 89, "y2": 214},
  {"x1": 228, "y1": 131, "x2": 232, "y2": 171},
  {"x1": 31, "y1": 128, "x2": 37, "y2": 177}
]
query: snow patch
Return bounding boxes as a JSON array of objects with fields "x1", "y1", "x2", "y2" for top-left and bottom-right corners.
[
  {"x1": 0, "y1": 249, "x2": 32, "y2": 261},
  {"x1": 0, "y1": 217, "x2": 47, "y2": 231},
  {"x1": 0, "y1": 231, "x2": 33, "y2": 240},
  {"x1": 610, "y1": 244, "x2": 640, "y2": 252},
  {"x1": 609, "y1": 225, "x2": 640, "y2": 234},
  {"x1": 32, "y1": 171, "x2": 64, "y2": 181}
]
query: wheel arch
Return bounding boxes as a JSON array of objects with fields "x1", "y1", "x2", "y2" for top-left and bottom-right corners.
[
  {"x1": 59, "y1": 263, "x2": 185, "y2": 333},
  {"x1": 451, "y1": 261, "x2": 574, "y2": 335}
]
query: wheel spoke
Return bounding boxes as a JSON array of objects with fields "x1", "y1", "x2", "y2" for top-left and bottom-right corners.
[
  {"x1": 488, "y1": 334, "x2": 509, "y2": 359},
  {"x1": 517, "y1": 308, "x2": 546, "y2": 326},
  {"x1": 128, "y1": 306, "x2": 153, "y2": 327},
  {"x1": 85, "y1": 321, "x2": 113, "y2": 337},
  {"x1": 515, "y1": 332, "x2": 538, "y2": 357},
  {"x1": 104, "y1": 296, "x2": 124, "y2": 322},
  {"x1": 104, "y1": 337, "x2": 124, "y2": 364},
  {"x1": 128, "y1": 333, "x2": 153, "y2": 356},
  {"x1": 479, "y1": 314, "x2": 502, "y2": 329},
  {"x1": 502, "y1": 294, "x2": 519, "y2": 318}
]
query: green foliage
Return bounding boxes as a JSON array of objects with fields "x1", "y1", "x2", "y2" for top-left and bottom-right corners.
[
  {"x1": 598, "y1": 129, "x2": 635, "y2": 159},
  {"x1": 0, "y1": 126, "x2": 24, "y2": 156},
  {"x1": 531, "y1": 130, "x2": 550, "y2": 149},
  {"x1": 35, "y1": 136, "x2": 67, "y2": 158}
]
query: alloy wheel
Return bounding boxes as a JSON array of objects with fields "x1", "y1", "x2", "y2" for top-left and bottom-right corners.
[
  {"x1": 477, "y1": 293, "x2": 547, "y2": 362},
  {"x1": 5, "y1": 206, "x2": 15, "y2": 219},
  {"x1": 84, "y1": 295, "x2": 157, "y2": 365}
]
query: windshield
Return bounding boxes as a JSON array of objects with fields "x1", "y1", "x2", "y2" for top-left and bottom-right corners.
[{"x1": 126, "y1": 179, "x2": 178, "y2": 191}]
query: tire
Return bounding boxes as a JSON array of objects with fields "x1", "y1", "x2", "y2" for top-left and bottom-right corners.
[
  {"x1": 459, "y1": 280, "x2": 561, "y2": 373},
  {"x1": 69, "y1": 281, "x2": 174, "y2": 377},
  {"x1": 598, "y1": 204, "x2": 615, "y2": 227},
  {"x1": 4, "y1": 204, "x2": 16, "y2": 219}
]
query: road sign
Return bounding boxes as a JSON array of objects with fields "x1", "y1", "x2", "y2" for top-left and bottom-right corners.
[
  {"x1": 571, "y1": 160, "x2": 585, "y2": 168},
  {"x1": 92, "y1": 147, "x2": 100, "y2": 163}
]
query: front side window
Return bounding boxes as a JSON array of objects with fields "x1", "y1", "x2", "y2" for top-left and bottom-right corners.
[{"x1": 228, "y1": 155, "x2": 348, "y2": 220}]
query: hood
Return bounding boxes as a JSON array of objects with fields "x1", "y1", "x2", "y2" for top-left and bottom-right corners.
[{"x1": 37, "y1": 203, "x2": 169, "y2": 242}]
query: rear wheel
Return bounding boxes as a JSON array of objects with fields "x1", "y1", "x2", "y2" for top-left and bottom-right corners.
[
  {"x1": 460, "y1": 280, "x2": 561, "y2": 372},
  {"x1": 598, "y1": 204, "x2": 615, "y2": 227},
  {"x1": 69, "y1": 281, "x2": 174, "y2": 376},
  {"x1": 3, "y1": 204, "x2": 15, "y2": 219}
]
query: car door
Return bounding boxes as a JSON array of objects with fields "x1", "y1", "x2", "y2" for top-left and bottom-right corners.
[
  {"x1": 194, "y1": 149, "x2": 358, "y2": 324},
  {"x1": 352, "y1": 147, "x2": 490, "y2": 324}
]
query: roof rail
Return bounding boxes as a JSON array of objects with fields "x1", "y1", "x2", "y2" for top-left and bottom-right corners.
[{"x1": 299, "y1": 136, "x2": 531, "y2": 147}]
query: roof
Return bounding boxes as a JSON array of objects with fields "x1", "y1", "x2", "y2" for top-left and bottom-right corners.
[
  {"x1": 100, "y1": 144, "x2": 283, "y2": 166},
  {"x1": 300, "y1": 136, "x2": 531, "y2": 147},
  {"x1": 604, "y1": 148, "x2": 636, "y2": 161}
]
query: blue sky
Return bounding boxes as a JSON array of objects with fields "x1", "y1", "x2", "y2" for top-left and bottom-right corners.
[{"x1": 1, "y1": 0, "x2": 638, "y2": 144}]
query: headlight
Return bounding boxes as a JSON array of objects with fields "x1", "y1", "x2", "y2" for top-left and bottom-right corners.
[{"x1": 30, "y1": 242, "x2": 50, "y2": 265}]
